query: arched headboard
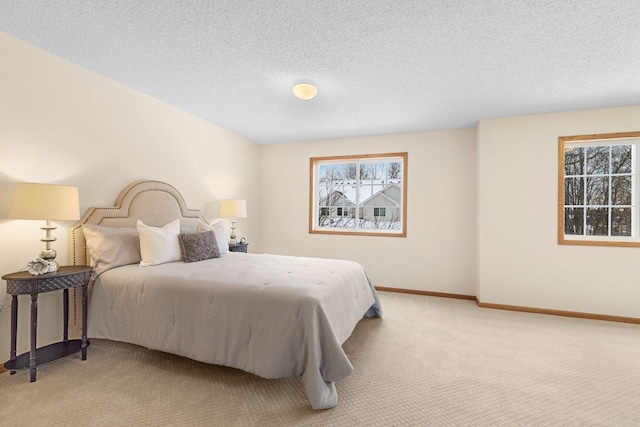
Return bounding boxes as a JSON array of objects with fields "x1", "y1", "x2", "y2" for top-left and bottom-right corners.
[{"x1": 69, "y1": 180, "x2": 206, "y2": 266}]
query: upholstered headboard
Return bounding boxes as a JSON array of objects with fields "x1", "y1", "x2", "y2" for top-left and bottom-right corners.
[{"x1": 69, "y1": 180, "x2": 206, "y2": 267}]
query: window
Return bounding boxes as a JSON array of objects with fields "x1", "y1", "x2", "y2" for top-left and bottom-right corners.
[
  {"x1": 558, "y1": 131, "x2": 640, "y2": 247},
  {"x1": 310, "y1": 152, "x2": 407, "y2": 236},
  {"x1": 374, "y1": 207, "x2": 386, "y2": 217}
]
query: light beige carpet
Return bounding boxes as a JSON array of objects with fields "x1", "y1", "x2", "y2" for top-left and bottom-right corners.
[{"x1": 2, "y1": 291, "x2": 639, "y2": 426}]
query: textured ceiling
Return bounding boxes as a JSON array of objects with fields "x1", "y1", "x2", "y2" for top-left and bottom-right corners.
[{"x1": 1, "y1": 1, "x2": 640, "y2": 144}]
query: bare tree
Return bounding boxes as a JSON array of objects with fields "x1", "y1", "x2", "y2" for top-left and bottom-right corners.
[
  {"x1": 564, "y1": 144, "x2": 633, "y2": 236},
  {"x1": 359, "y1": 164, "x2": 371, "y2": 180},
  {"x1": 372, "y1": 163, "x2": 384, "y2": 180},
  {"x1": 387, "y1": 162, "x2": 401, "y2": 179},
  {"x1": 345, "y1": 164, "x2": 357, "y2": 180}
]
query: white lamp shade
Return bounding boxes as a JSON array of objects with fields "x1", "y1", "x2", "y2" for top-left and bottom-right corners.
[
  {"x1": 9, "y1": 183, "x2": 80, "y2": 221},
  {"x1": 219, "y1": 199, "x2": 247, "y2": 219}
]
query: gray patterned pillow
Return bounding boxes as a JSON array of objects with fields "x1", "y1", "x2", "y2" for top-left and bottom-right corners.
[{"x1": 178, "y1": 231, "x2": 220, "y2": 263}]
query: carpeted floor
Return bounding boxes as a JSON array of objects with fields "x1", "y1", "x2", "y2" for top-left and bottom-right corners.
[{"x1": 2, "y1": 291, "x2": 639, "y2": 426}]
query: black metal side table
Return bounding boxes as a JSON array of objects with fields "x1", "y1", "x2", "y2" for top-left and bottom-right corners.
[
  {"x1": 2, "y1": 265, "x2": 92, "y2": 382},
  {"x1": 228, "y1": 243, "x2": 248, "y2": 253}
]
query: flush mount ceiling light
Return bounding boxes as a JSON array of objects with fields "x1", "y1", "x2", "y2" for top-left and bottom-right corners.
[{"x1": 292, "y1": 82, "x2": 318, "y2": 100}]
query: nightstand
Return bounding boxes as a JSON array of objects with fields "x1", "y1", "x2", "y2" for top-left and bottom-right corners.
[
  {"x1": 2, "y1": 265, "x2": 92, "y2": 382},
  {"x1": 229, "y1": 242, "x2": 248, "y2": 253}
]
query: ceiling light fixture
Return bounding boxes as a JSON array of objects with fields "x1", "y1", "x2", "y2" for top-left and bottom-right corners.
[{"x1": 292, "y1": 82, "x2": 318, "y2": 101}]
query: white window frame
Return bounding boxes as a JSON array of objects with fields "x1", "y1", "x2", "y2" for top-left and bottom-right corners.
[
  {"x1": 309, "y1": 152, "x2": 407, "y2": 237},
  {"x1": 558, "y1": 131, "x2": 640, "y2": 247}
]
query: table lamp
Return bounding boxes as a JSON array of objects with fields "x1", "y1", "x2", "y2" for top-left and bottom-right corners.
[
  {"x1": 9, "y1": 183, "x2": 80, "y2": 272},
  {"x1": 219, "y1": 199, "x2": 247, "y2": 245}
]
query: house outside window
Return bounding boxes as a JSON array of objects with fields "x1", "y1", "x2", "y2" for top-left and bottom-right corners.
[
  {"x1": 309, "y1": 152, "x2": 407, "y2": 237},
  {"x1": 558, "y1": 131, "x2": 640, "y2": 247}
]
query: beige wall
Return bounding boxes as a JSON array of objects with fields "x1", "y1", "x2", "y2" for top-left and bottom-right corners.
[
  {"x1": 477, "y1": 105, "x2": 640, "y2": 318},
  {"x1": 258, "y1": 129, "x2": 478, "y2": 294},
  {"x1": 0, "y1": 33, "x2": 261, "y2": 358}
]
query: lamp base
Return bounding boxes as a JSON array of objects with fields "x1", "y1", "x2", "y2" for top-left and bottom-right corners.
[
  {"x1": 40, "y1": 220, "x2": 58, "y2": 273},
  {"x1": 39, "y1": 248, "x2": 59, "y2": 273},
  {"x1": 229, "y1": 219, "x2": 238, "y2": 245}
]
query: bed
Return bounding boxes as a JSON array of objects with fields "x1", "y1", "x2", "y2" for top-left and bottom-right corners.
[{"x1": 69, "y1": 180, "x2": 382, "y2": 409}]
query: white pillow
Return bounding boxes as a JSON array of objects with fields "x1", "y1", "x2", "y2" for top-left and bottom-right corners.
[
  {"x1": 82, "y1": 224, "x2": 141, "y2": 279},
  {"x1": 197, "y1": 220, "x2": 229, "y2": 254},
  {"x1": 137, "y1": 219, "x2": 182, "y2": 266}
]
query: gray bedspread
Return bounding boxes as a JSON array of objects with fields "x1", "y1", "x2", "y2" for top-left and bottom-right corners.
[{"x1": 88, "y1": 252, "x2": 382, "y2": 409}]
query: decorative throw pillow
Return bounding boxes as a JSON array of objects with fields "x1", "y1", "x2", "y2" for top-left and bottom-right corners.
[
  {"x1": 137, "y1": 219, "x2": 182, "y2": 266},
  {"x1": 82, "y1": 224, "x2": 141, "y2": 279},
  {"x1": 178, "y1": 231, "x2": 220, "y2": 263},
  {"x1": 197, "y1": 220, "x2": 229, "y2": 254}
]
